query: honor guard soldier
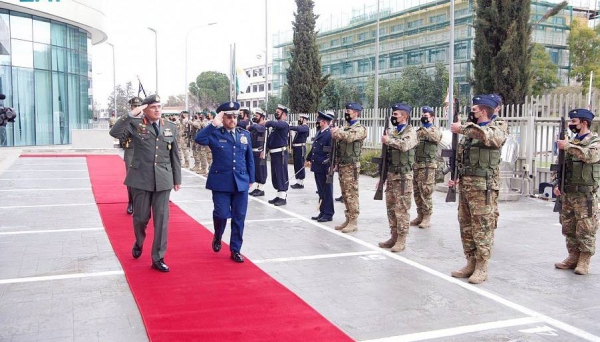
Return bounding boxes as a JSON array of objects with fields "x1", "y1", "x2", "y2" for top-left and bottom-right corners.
[
  {"x1": 109, "y1": 94, "x2": 182, "y2": 272},
  {"x1": 195, "y1": 101, "x2": 255, "y2": 263},
  {"x1": 237, "y1": 107, "x2": 250, "y2": 129},
  {"x1": 190, "y1": 112, "x2": 204, "y2": 173},
  {"x1": 177, "y1": 111, "x2": 192, "y2": 168},
  {"x1": 331, "y1": 102, "x2": 367, "y2": 233},
  {"x1": 249, "y1": 108, "x2": 268, "y2": 196},
  {"x1": 290, "y1": 114, "x2": 310, "y2": 189},
  {"x1": 122, "y1": 96, "x2": 143, "y2": 215},
  {"x1": 378, "y1": 103, "x2": 419, "y2": 252},
  {"x1": 266, "y1": 104, "x2": 291, "y2": 206},
  {"x1": 410, "y1": 106, "x2": 443, "y2": 228},
  {"x1": 488, "y1": 93, "x2": 508, "y2": 231},
  {"x1": 554, "y1": 108, "x2": 600, "y2": 275},
  {"x1": 449, "y1": 95, "x2": 506, "y2": 284},
  {"x1": 306, "y1": 111, "x2": 335, "y2": 222}
]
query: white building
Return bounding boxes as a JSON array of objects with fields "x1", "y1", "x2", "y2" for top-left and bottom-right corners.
[{"x1": 237, "y1": 63, "x2": 272, "y2": 110}]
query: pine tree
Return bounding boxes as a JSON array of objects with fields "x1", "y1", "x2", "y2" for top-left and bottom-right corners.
[
  {"x1": 287, "y1": 0, "x2": 327, "y2": 112},
  {"x1": 473, "y1": 0, "x2": 532, "y2": 104}
]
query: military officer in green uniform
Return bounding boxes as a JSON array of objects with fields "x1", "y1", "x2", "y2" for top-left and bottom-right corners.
[{"x1": 109, "y1": 94, "x2": 182, "y2": 272}]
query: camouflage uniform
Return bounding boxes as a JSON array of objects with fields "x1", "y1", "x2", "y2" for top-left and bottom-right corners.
[
  {"x1": 332, "y1": 120, "x2": 367, "y2": 233},
  {"x1": 190, "y1": 118, "x2": 203, "y2": 172},
  {"x1": 490, "y1": 115, "x2": 509, "y2": 231},
  {"x1": 197, "y1": 119, "x2": 213, "y2": 175},
  {"x1": 177, "y1": 117, "x2": 192, "y2": 168},
  {"x1": 411, "y1": 125, "x2": 443, "y2": 228}
]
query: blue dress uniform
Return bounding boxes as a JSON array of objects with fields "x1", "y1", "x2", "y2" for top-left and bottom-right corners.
[
  {"x1": 290, "y1": 114, "x2": 310, "y2": 189},
  {"x1": 249, "y1": 122, "x2": 268, "y2": 188},
  {"x1": 266, "y1": 104, "x2": 290, "y2": 206},
  {"x1": 307, "y1": 111, "x2": 335, "y2": 221},
  {"x1": 195, "y1": 102, "x2": 255, "y2": 263}
]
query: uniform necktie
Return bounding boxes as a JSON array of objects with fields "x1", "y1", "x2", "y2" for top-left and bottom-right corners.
[
  {"x1": 231, "y1": 130, "x2": 236, "y2": 142},
  {"x1": 152, "y1": 122, "x2": 159, "y2": 135}
]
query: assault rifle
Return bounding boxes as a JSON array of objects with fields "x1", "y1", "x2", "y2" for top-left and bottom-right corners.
[
  {"x1": 442, "y1": 98, "x2": 460, "y2": 202},
  {"x1": 373, "y1": 110, "x2": 391, "y2": 200},
  {"x1": 326, "y1": 114, "x2": 339, "y2": 184},
  {"x1": 550, "y1": 114, "x2": 567, "y2": 212}
]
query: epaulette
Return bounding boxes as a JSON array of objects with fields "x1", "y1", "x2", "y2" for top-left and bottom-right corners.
[{"x1": 236, "y1": 127, "x2": 249, "y2": 133}]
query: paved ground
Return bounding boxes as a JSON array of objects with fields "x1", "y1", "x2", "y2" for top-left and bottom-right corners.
[{"x1": 0, "y1": 148, "x2": 599, "y2": 342}]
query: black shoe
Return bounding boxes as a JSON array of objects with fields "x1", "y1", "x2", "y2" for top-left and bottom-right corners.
[
  {"x1": 151, "y1": 259, "x2": 169, "y2": 272},
  {"x1": 290, "y1": 183, "x2": 304, "y2": 189},
  {"x1": 311, "y1": 215, "x2": 322, "y2": 220},
  {"x1": 335, "y1": 196, "x2": 344, "y2": 202},
  {"x1": 126, "y1": 202, "x2": 134, "y2": 215},
  {"x1": 274, "y1": 198, "x2": 287, "y2": 206},
  {"x1": 132, "y1": 243, "x2": 142, "y2": 259},
  {"x1": 317, "y1": 217, "x2": 333, "y2": 222},
  {"x1": 268, "y1": 197, "x2": 280, "y2": 204},
  {"x1": 230, "y1": 251, "x2": 244, "y2": 263},
  {"x1": 251, "y1": 189, "x2": 265, "y2": 197},
  {"x1": 212, "y1": 235, "x2": 222, "y2": 253}
]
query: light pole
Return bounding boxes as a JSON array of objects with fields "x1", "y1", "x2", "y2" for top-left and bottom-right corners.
[
  {"x1": 264, "y1": 0, "x2": 268, "y2": 113},
  {"x1": 107, "y1": 42, "x2": 117, "y2": 117},
  {"x1": 148, "y1": 27, "x2": 158, "y2": 94},
  {"x1": 185, "y1": 22, "x2": 217, "y2": 111}
]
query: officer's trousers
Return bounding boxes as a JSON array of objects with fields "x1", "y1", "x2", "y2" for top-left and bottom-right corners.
[{"x1": 132, "y1": 188, "x2": 171, "y2": 262}]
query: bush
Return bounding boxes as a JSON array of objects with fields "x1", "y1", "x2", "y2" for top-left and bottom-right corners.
[{"x1": 360, "y1": 149, "x2": 381, "y2": 177}]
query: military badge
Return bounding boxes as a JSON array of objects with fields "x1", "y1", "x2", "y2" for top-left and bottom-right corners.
[
  {"x1": 240, "y1": 135, "x2": 248, "y2": 144},
  {"x1": 164, "y1": 128, "x2": 173, "y2": 137}
]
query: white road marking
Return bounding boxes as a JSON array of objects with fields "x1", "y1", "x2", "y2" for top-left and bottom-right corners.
[
  {"x1": 362, "y1": 317, "x2": 542, "y2": 342},
  {"x1": 0, "y1": 227, "x2": 103, "y2": 235},
  {"x1": 0, "y1": 178, "x2": 90, "y2": 181},
  {"x1": 171, "y1": 199, "x2": 213, "y2": 203},
  {"x1": 2, "y1": 169, "x2": 87, "y2": 172},
  {"x1": 253, "y1": 251, "x2": 381, "y2": 264},
  {"x1": 0, "y1": 270, "x2": 124, "y2": 285},
  {"x1": 0, "y1": 203, "x2": 96, "y2": 209},
  {"x1": 16, "y1": 163, "x2": 86, "y2": 166},
  {"x1": 0, "y1": 188, "x2": 89, "y2": 192}
]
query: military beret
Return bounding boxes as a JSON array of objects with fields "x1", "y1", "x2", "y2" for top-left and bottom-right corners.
[
  {"x1": 141, "y1": 94, "x2": 161, "y2": 106},
  {"x1": 299, "y1": 114, "x2": 309, "y2": 119},
  {"x1": 180, "y1": 110, "x2": 189, "y2": 114},
  {"x1": 317, "y1": 111, "x2": 334, "y2": 121},
  {"x1": 128, "y1": 97, "x2": 143, "y2": 106},
  {"x1": 569, "y1": 108, "x2": 595, "y2": 121},
  {"x1": 210, "y1": 110, "x2": 216, "y2": 115},
  {"x1": 391, "y1": 103, "x2": 412, "y2": 113},
  {"x1": 216, "y1": 101, "x2": 240, "y2": 115},
  {"x1": 421, "y1": 106, "x2": 434, "y2": 114},
  {"x1": 489, "y1": 93, "x2": 503, "y2": 106},
  {"x1": 345, "y1": 102, "x2": 363, "y2": 111},
  {"x1": 472, "y1": 94, "x2": 498, "y2": 109},
  {"x1": 277, "y1": 104, "x2": 288, "y2": 113},
  {"x1": 254, "y1": 108, "x2": 265, "y2": 116}
]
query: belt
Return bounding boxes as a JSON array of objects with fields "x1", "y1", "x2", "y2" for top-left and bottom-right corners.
[
  {"x1": 269, "y1": 147, "x2": 287, "y2": 153},
  {"x1": 563, "y1": 185, "x2": 596, "y2": 194},
  {"x1": 292, "y1": 143, "x2": 306, "y2": 147},
  {"x1": 252, "y1": 148, "x2": 262, "y2": 152}
]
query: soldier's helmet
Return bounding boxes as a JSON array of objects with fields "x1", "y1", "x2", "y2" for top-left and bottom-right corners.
[{"x1": 128, "y1": 97, "x2": 143, "y2": 107}]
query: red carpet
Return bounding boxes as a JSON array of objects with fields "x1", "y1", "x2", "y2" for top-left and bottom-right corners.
[{"x1": 82, "y1": 155, "x2": 352, "y2": 342}]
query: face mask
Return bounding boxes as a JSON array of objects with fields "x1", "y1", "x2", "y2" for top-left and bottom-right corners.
[
  {"x1": 420, "y1": 117, "x2": 429, "y2": 124},
  {"x1": 390, "y1": 116, "x2": 399, "y2": 126},
  {"x1": 251, "y1": 117, "x2": 259, "y2": 123},
  {"x1": 315, "y1": 122, "x2": 321, "y2": 130},
  {"x1": 298, "y1": 120, "x2": 303, "y2": 125},
  {"x1": 468, "y1": 111, "x2": 477, "y2": 124},
  {"x1": 345, "y1": 113, "x2": 352, "y2": 122},
  {"x1": 569, "y1": 124, "x2": 581, "y2": 134},
  {"x1": 275, "y1": 113, "x2": 282, "y2": 120}
]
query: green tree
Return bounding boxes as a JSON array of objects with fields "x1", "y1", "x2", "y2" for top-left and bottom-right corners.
[
  {"x1": 473, "y1": 0, "x2": 532, "y2": 104},
  {"x1": 188, "y1": 71, "x2": 230, "y2": 109},
  {"x1": 287, "y1": 0, "x2": 328, "y2": 112},
  {"x1": 529, "y1": 43, "x2": 560, "y2": 96},
  {"x1": 321, "y1": 78, "x2": 360, "y2": 110},
  {"x1": 567, "y1": 19, "x2": 600, "y2": 91},
  {"x1": 107, "y1": 81, "x2": 135, "y2": 116}
]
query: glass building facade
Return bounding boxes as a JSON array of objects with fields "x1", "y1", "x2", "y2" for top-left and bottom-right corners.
[{"x1": 0, "y1": 9, "x2": 93, "y2": 146}]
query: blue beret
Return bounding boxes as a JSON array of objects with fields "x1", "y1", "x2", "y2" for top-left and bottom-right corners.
[
  {"x1": 472, "y1": 95, "x2": 498, "y2": 109},
  {"x1": 421, "y1": 106, "x2": 434, "y2": 114},
  {"x1": 216, "y1": 101, "x2": 240, "y2": 114},
  {"x1": 489, "y1": 93, "x2": 503, "y2": 105},
  {"x1": 569, "y1": 108, "x2": 595, "y2": 121},
  {"x1": 277, "y1": 104, "x2": 288, "y2": 113},
  {"x1": 345, "y1": 102, "x2": 363, "y2": 111},
  {"x1": 317, "y1": 111, "x2": 334, "y2": 121},
  {"x1": 142, "y1": 94, "x2": 161, "y2": 105},
  {"x1": 391, "y1": 103, "x2": 412, "y2": 113}
]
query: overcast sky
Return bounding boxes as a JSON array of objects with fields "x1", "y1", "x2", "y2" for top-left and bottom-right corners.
[{"x1": 92, "y1": 0, "x2": 380, "y2": 107}]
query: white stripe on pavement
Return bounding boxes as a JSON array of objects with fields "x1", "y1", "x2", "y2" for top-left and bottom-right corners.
[{"x1": 0, "y1": 270, "x2": 124, "y2": 285}]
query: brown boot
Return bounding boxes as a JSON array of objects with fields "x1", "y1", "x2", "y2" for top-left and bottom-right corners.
[
  {"x1": 409, "y1": 213, "x2": 423, "y2": 226},
  {"x1": 335, "y1": 216, "x2": 349, "y2": 230},
  {"x1": 554, "y1": 251, "x2": 580, "y2": 269},
  {"x1": 418, "y1": 215, "x2": 431, "y2": 229},
  {"x1": 378, "y1": 229, "x2": 398, "y2": 248},
  {"x1": 451, "y1": 256, "x2": 476, "y2": 278},
  {"x1": 574, "y1": 252, "x2": 592, "y2": 275},
  {"x1": 341, "y1": 218, "x2": 358, "y2": 233},
  {"x1": 468, "y1": 258, "x2": 488, "y2": 284},
  {"x1": 390, "y1": 232, "x2": 407, "y2": 252}
]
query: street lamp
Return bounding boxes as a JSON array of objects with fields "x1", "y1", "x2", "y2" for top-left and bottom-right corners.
[
  {"x1": 185, "y1": 22, "x2": 217, "y2": 111},
  {"x1": 148, "y1": 27, "x2": 158, "y2": 94},
  {"x1": 107, "y1": 42, "x2": 117, "y2": 117}
]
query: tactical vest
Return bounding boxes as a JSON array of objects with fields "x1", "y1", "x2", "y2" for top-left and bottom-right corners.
[
  {"x1": 338, "y1": 128, "x2": 363, "y2": 164},
  {"x1": 387, "y1": 146, "x2": 415, "y2": 174},
  {"x1": 564, "y1": 150, "x2": 600, "y2": 192},
  {"x1": 459, "y1": 138, "x2": 501, "y2": 178},
  {"x1": 415, "y1": 139, "x2": 438, "y2": 163}
]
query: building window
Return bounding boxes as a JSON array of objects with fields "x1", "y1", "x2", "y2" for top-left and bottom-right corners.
[
  {"x1": 455, "y1": 42, "x2": 468, "y2": 59},
  {"x1": 259, "y1": 68, "x2": 264, "y2": 76},
  {"x1": 549, "y1": 48, "x2": 559, "y2": 64},
  {"x1": 259, "y1": 84, "x2": 265, "y2": 92},
  {"x1": 252, "y1": 84, "x2": 258, "y2": 92},
  {"x1": 253, "y1": 100, "x2": 257, "y2": 107},
  {"x1": 358, "y1": 32, "x2": 368, "y2": 41},
  {"x1": 407, "y1": 51, "x2": 423, "y2": 65},
  {"x1": 342, "y1": 36, "x2": 353, "y2": 45},
  {"x1": 358, "y1": 59, "x2": 370, "y2": 72},
  {"x1": 343, "y1": 61, "x2": 353, "y2": 74},
  {"x1": 390, "y1": 24, "x2": 403, "y2": 33},
  {"x1": 390, "y1": 53, "x2": 403, "y2": 68},
  {"x1": 268, "y1": 66, "x2": 271, "y2": 74},
  {"x1": 330, "y1": 39, "x2": 339, "y2": 47},
  {"x1": 253, "y1": 69, "x2": 259, "y2": 77},
  {"x1": 429, "y1": 14, "x2": 446, "y2": 24},
  {"x1": 428, "y1": 48, "x2": 446, "y2": 63},
  {"x1": 407, "y1": 19, "x2": 423, "y2": 29},
  {"x1": 268, "y1": 83, "x2": 271, "y2": 91}
]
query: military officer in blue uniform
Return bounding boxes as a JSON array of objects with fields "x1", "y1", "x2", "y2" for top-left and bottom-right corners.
[
  {"x1": 248, "y1": 108, "x2": 268, "y2": 197},
  {"x1": 306, "y1": 111, "x2": 335, "y2": 222},
  {"x1": 266, "y1": 104, "x2": 290, "y2": 206},
  {"x1": 290, "y1": 114, "x2": 310, "y2": 189},
  {"x1": 237, "y1": 107, "x2": 250, "y2": 129},
  {"x1": 195, "y1": 101, "x2": 255, "y2": 263}
]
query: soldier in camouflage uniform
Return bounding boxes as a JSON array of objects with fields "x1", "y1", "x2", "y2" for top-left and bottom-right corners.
[
  {"x1": 553, "y1": 108, "x2": 599, "y2": 275},
  {"x1": 449, "y1": 95, "x2": 506, "y2": 284},
  {"x1": 331, "y1": 102, "x2": 367, "y2": 233},
  {"x1": 378, "y1": 103, "x2": 419, "y2": 252},
  {"x1": 410, "y1": 106, "x2": 443, "y2": 229},
  {"x1": 177, "y1": 111, "x2": 192, "y2": 168},
  {"x1": 488, "y1": 94, "x2": 509, "y2": 232},
  {"x1": 190, "y1": 112, "x2": 203, "y2": 173},
  {"x1": 197, "y1": 111, "x2": 214, "y2": 175}
]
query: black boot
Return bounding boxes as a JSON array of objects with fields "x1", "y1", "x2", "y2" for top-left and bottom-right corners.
[{"x1": 212, "y1": 218, "x2": 226, "y2": 252}]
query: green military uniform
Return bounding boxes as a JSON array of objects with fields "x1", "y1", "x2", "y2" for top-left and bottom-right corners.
[{"x1": 109, "y1": 95, "x2": 182, "y2": 269}]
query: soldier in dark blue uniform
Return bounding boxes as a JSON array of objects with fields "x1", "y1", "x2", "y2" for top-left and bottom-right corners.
[
  {"x1": 306, "y1": 111, "x2": 335, "y2": 222},
  {"x1": 290, "y1": 114, "x2": 310, "y2": 189},
  {"x1": 266, "y1": 104, "x2": 290, "y2": 206},
  {"x1": 194, "y1": 101, "x2": 255, "y2": 263},
  {"x1": 248, "y1": 108, "x2": 268, "y2": 197},
  {"x1": 237, "y1": 107, "x2": 250, "y2": 129}
]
